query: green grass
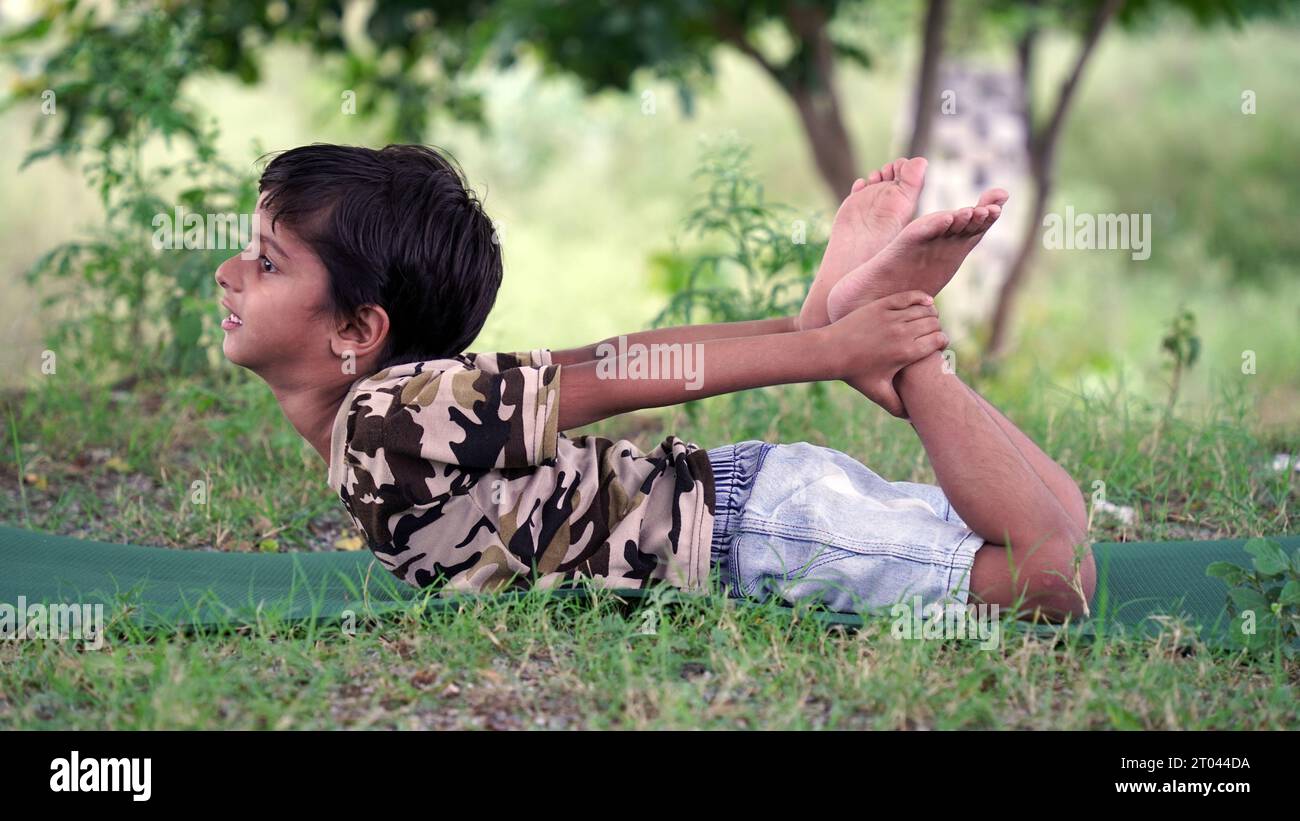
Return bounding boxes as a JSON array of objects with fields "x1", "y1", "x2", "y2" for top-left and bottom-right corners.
[
  {"x1": 1, "y1": 12, "x2": 1298, "y2": 730},
  {"x1": 6, "y1": 21, "x2": 1300, "y2": 411},
  {"x1": 1, "y1": 363, "x2": 1297, "y2": 729},
  {"x1": 4, "y1": 582, "x2": 1298, "y2": 730}
]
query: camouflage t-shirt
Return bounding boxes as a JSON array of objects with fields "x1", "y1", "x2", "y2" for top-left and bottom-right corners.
[{"x1": 327, "y1": 348, "x2": 716, "y2": 597}]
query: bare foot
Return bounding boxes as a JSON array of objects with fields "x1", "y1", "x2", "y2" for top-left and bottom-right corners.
[
  {"x1": 826, "y1": 201, "x2": 1005, "y2": 324},
  {"x1": 797, "y1": 157, "x2": 927, "y2": 331}
]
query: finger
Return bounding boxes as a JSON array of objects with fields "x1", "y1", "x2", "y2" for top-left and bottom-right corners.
[
  {"x1": 906, "y1": 316, "x2": 943, "y2": 338},
  {"x1": 910, "y1": 330, "x2": 949, "y2": 360},
  {"x1": 881, "y1": 290, "x2": 934, "y2": 310},
  {"x1": 895, "y1": 303, "x2": 939, "y2": 322},
  {"x1": 889, "y1": 323, "x2": 940, "y2": 363}
]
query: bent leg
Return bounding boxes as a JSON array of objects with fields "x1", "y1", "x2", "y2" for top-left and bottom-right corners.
[
  {"x1": 892, "y1": 351, "x2": 1096, "y2": 622},
  {"x1": 961, "y1": 383, "x2": 1088, "y2": 532}
]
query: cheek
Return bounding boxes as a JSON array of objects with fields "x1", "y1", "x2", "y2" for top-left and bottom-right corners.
[
  {"x1": 255, "y1": 290, "x2": 301, "y2": 322},
  {"x1": 260, "y1": 299, "x2": 328, "y2": 343}
]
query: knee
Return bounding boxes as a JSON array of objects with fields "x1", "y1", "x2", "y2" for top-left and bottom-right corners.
[
  {"x1": 970, "y1": 535, "x2": 1096, "y2": 623},
  {"x1": 1032, "y1": 541, "x2": 1096, "y2": 622},
  {"x1": 1065, "y1": 484, "x2": 1089, "y2": 536},
  {"x1": 1009, "y1": 515, "x2": 1095, "y2": 622}
]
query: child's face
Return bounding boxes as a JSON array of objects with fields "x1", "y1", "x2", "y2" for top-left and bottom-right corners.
[{"x1": 213, "y1": 194, "x2": 345, "y2": 383}]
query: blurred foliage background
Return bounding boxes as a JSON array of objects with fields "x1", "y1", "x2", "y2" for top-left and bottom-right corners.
[{"x1": 1, "y1": 0, "x2": 1297, "y2": 433}]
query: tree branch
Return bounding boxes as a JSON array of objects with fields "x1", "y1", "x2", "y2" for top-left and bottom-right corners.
[
  {"x1": 907, "y1": 0, "x2": 950, "y2": 158},
  {"x1": 712, "y1": 14, "x2": 787, "y2": 89},
  {"x1": 784, "y1": 0, "x2": 835, "y2": 90},
  {"x1": 1015, "y1": 24, "x2": 1038, "y2": 160},
  {"x1": 1034, "y1": 0, "x2": 1126, "y2": 174}
]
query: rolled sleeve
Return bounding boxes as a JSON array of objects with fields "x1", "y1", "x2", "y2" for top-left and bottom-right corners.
[{"x1": 379, "y1": 357, "x2": 561, "y2": 470}]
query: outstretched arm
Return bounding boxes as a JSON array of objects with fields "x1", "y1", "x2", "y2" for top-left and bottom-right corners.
[
  {"x1": 555, "y1": 291, "x2": 944, "y2": 431},
  {"x1": 548, "y1": 316, "x2": 797, "y2": 367},
  {"x1": 556, "y1": 323, "x2": 821, "y2": 430}
]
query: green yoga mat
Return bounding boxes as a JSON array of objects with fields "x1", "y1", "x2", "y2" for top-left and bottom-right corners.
[{"x1": 2, "y1": 524, "x2": 1296, "y2": 646}]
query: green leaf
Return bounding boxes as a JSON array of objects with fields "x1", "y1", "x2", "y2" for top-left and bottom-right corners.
[
  {"x1": 0, "y1": 14, "x2": 52, "y2": 46},
  {"x1": 1278, "y1": 580, "x2": 1300, "y2": 608},
  {"x1": 1244, "y1": 538, "x2": 1289, "y2": 576},
  {"x1": 1228, "y1": 586, "x2": 1269, "y2": 613},
  {"x1": 1229, "y1": 608, "x2": 1279, "y2": 650},
  {"x1": 1206, "y1": 561, "x2": 1248, "y2": 587}
]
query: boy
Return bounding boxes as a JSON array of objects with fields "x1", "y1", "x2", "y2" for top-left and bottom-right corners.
[{"x1": 215, "y1": 144, "x2": 1094, "y2": 624}]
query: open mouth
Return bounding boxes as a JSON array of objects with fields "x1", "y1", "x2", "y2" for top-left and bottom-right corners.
[{"x1": 222, "y1": 311, "x2": 243, "y2": 329}]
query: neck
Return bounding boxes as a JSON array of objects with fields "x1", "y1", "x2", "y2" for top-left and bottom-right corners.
[{"x1": 266, "y1": 372, "x2": 357, "y2": 467}]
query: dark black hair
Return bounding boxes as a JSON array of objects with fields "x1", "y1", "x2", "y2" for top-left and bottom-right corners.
[{"x1": 255, "y1": 143, "x2": 502, "y2": 371}]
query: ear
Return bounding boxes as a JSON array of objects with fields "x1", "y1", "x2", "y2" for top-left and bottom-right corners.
[{"x1": 331, "y1": 304, "x2": 390, "y2": 362}]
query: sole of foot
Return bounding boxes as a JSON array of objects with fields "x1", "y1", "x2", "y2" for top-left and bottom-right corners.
[
  {"x1": 825, "y1": 199, "x2": 1005, "y2": 324},
  {"x1": 798, "y1": 157, "x2": 929, "y2": 331}
]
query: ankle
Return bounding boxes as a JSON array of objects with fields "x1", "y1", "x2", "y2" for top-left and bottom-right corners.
[{"x1": 896, "y1": 350, "x2": 947, "y2": 387}]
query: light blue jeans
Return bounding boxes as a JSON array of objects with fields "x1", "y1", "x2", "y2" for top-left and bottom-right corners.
[{"x1": 706, "y1": 440, "x2": 984, "y2": 616}]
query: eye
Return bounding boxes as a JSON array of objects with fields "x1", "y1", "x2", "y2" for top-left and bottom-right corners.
[{"x1": 259, "y1": 255, "x2": 277, "y2": 273}]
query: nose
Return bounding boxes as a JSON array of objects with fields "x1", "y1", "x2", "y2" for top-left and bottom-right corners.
[{"x1": 214, "y1": 253, "x2": 241, "y2": 291}]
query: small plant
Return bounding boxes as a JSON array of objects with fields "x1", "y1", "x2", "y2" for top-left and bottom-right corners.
[
  {"x1": 1206, "y1": 537, "x2": 1300, "y2": 658},
  {"x1": 1159, "y1": 307, "x2": 1200, "y2": 412},
  {"x1": 4, "y1": 1, "x2": 259, "y2": 382},
  {"x1": 647, "y1": 134, "x2": 830, "y2": 432},
  {"x1": 648, "y1": 133, "x2": 826, "y2": 328}
]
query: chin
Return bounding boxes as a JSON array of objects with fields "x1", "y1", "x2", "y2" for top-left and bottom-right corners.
[{"x1": 220, "y1": 338, "x2": 251, "y2": 368}]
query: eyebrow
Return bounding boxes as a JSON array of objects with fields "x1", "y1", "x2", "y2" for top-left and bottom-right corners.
[{"x1": 261, "y1": 235, "x2": 292, "y2": 263}]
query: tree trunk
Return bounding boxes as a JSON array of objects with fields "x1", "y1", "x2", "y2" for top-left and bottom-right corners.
[
  {"x1": 787, "y1": 0, "x2": 859, "y2": 200},
  {"x1": 907, "y1": 61, "x2": 1032, "y2": 345},
  {"x1": 986, "y1": 172, "x2": 1051, "y2": 357},
  {"x1": 788, "y1": 83, "x2": 859, "y2": 201},
  {"x1": 985, "y1": 0, "x2": 1126, "y2": 358},
  {"x1": 983, "y1": 26, "x2": 1042, "y2": 358},
  {"x1": 715, "y1": 5, "x2": 859, "y2": 203},
  {"x1": 907, "y1": 0, "x2": 950, "y2": 159}
]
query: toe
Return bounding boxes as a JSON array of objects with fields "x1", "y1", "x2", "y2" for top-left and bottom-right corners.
[
  {"x1": 879, "y1": 161, "x2": 895, "y2": 181},
  {"x1": 981, "y1": 206, "x2": 1000, "y2": 231},
  {"x1": 977, "y1": 187, "x2": 1009, "y2": 208},
  {"x1": 908, "y1": 210, "x2": 956, "y2": 241},
  {"x1": 868, "y1": 170, "x2": 883, "y2": 184},
  {"x1": 899, "y1": 157, "x2": 928, "y2": 192},
  {"x1": 948, "y1": 207, "x2": 975, "y2": 235},
  {"x1": 851, "y1": 178, "x2": 867, "y2": 193}
]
